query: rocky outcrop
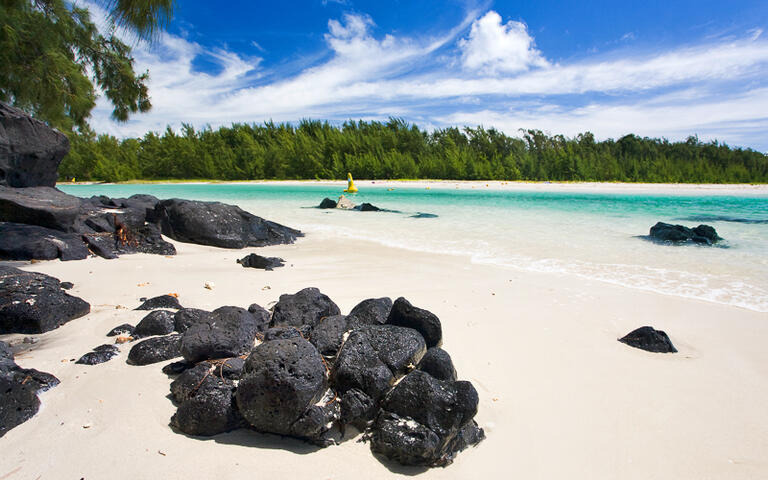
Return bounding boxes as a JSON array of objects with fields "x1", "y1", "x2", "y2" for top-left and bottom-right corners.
[
  {"x1": 152, "y1": 198, "x2": 302, "y2": 249},
  {"x1": 0, "y1": 102, "x2": 69, "y2": 188},
  {"x1": 0, "y1": 340, "x2": 60, "y2": 437},
  {"x1": 618, "y1": 326, "x2": 677, "y2": 353},
  {"x1": 0, "y1": 186, "x2": 81, "y2": 231},
  {"x1": 237, "y1": 253, "x2": 285, "y2": 270},
  {"x1": 648, "y1": 222, "x2": 722, "y2": 245},
  {"x1": 0, "y1": 222, "x2": 89, "y2": 261},
  {"x1": 0, "y1": 266, "x2": 90, "y2": 334}
]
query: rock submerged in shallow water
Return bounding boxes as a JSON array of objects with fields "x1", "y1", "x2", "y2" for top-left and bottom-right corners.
[
  {"x1": 648, "y1": 222, "x2": 721, "y2": 245},
  {"x1": 236, "y1": 337, "x2": 328, "y2": 438},
  {"x1": 127, "y1": 334, "x2": 182, "y2": 365},
  {"x1": 135, "y1": 295, "x2": 182, "y2": 311},
  {"x1": 618, "y1": 326, "x2": 677, "y2": 353},
  {"x1": 387, "y1": 297, "x2": 443, "y2": 348},
  {"x1": 237, "y1": 253, "x2": 285, "y2": 270},
  {"x1": 0, "y1": 266, "x2": 90, "y2": 334},
  {"x1": 271, "y1": 287, "x2": 341, "y2": 329}
]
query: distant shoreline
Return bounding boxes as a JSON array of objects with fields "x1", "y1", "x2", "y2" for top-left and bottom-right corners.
[{"x1": 58, "y1": 179, "x2": 768, "y2": 196}]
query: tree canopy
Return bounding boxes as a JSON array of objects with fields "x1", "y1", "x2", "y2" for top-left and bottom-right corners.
[
  {"x1": 0, "y1": 0, "x2": 174, "y2": 131},
  {"x1": 59, "y1": 119, "x2": 768, "y2": 183}
]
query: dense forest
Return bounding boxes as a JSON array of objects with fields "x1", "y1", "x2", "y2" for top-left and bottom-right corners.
[{"x1": 59, "y1": 119, "x2": 768, "y2": 183}]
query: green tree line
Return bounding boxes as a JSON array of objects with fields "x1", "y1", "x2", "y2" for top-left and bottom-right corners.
[{"x1": 59, "y1": 119, "x2": 768, "y2": 183}]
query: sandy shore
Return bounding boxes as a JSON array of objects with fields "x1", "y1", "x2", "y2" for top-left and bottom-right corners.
[
  {"x1": 2, "y1": 235, "x2": 767, "y2": 479},
  {"x1": 62, "y1": 179, "x2": 768, "y2": 196}
]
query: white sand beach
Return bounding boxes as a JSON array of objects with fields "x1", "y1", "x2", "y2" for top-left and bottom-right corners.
[{"x1": 2, "y1": 227, "x2": 767, "y2": 479}]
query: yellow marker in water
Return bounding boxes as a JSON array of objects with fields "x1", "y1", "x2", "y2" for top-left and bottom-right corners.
[{"x1": 344, "y1": 172, "x2": 358, "y2": 193}]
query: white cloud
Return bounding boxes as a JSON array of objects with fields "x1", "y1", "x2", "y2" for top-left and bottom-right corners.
[
  {"x1": 459, "y1": 11, "x2": 549, "y2": 74},
  {"x1": 87, "y1": 6, "x2": 768, "y2": 150}
]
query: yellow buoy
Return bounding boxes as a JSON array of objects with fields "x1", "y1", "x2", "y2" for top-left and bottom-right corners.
[{"x1": 343, "y1": 172, "x2": 358, "y2": 193}]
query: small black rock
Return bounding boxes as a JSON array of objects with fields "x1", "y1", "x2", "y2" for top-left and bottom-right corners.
[
  {"x1": 237, "y1": 253, "x2": 285, "y2": 270},
  {"x1": 106, "y1": 323, "x2": 135, "y2": 337},
  {"x1": 618, "y1": 326, "x2": 677, "y2": 353},
  {"x1": 135, "y1": 295, "x2": 182, "y2": 311}
]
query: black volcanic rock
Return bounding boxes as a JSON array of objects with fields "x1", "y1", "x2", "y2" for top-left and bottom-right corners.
[
  {"x1": 179, "y1": 306, "x2": 261, "y2": 363},
  {"x1": 318, "y1": 198, "x2": 337, "y2": 209},
  {"x1": 357, "y1": 203, "x2": 380, "y2": 212},
  {"x1": 236, "y1": 338, "x2": 327, "y2": 437},
  {"x1": 618, "y1": 326, "x2": 677, "y2": 353},
  {"x1": 648, "y1": 222, "x2": 722, "y2": 245},
  {"x1": 152, "y1": 198, "x2": 302, "y2": 249},
  {"x1": 340, "y1": 388, "x2": 377, "y2": 430},
  {"x1": 0, "y1": 186, "x2": 81, "y2": 231},
  {"x1": 0, "y1": 266, "x2": 90, "y2": 334},
  {"x1": 134, "y1": 310, "x2": 175, "y2": 337},
  {"x1": 0, "y1": 222, "x2": 89, "y2": 261},
  {"x1": 0, "y1": 376, "x2": 40, "y2": 438},
  {"x1": 173, "y1": 308, "x2": 213, "y2": 333},
  {"x1": 127, "y1": 334, "x2": 182, "y2": 365},
  {"x1": 370, "y1": 370, "x2": 482, "y2": 467},
  {"x1": 347, "y1": 297, "x2": 392, "y2": 325},
  {"x1": 271, "y1": 287, "x2": 340, "y2": 329},
  {"x1": 0, "y1": 102, "x2": 69, "y2": 188},
  {"x1": 309, "y1": 314, "x2": 366, "y2": 357},
  {"x1": 135, "y1": 295, "x2": 182, "y2": 311},
  {"x1": 106, "y1": 323, "x2": 135, "y2": 337},
  {"x1": 76, "y1": 344, "x2": 119, "y2": 365},
  {"x1": 237, "y1": 253, "x2": 285, "y2": 270},
  {"x1": 169, "y1": 363, "x2": 242, "y2": 436},
  {"x1": 417, "y1": 347, "x2": 457, "y2": 381},
  {"x1": 386, "y1": 297, "x2": 443, "y2": 348}
]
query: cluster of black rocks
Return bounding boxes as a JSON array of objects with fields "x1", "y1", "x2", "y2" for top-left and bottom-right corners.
[
  {"x1": 109, "y1": 288, "x2": 484, "y2": 467},
  {"x1": 0, "y1": 102, "x2": 302, "y2": 262},
  {"x1": 0, "y1": 339, "x2": 60, "y2": 437}
]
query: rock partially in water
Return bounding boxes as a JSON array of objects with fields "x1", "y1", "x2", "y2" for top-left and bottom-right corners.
[
  {"x1": 648, "y1": 222, "x2": 722, "y2": 245},
  {"x1": 135, "y1": 295, "x2": 182, "y2": 311},
  {"x1": 318, "y1": 198, "x2": 337, "y2": 209},
  {"x1": 237, "y1": 253, "x2": 285, "y2": 270},
  {"x1": 387, "y1": 297, "x2": 442, "y2": 348},
  {"x1": 357, "y1": 203, "x2": 380, "y2": 212},
  {"x1": 127, "y1": 334, "x2": 182, "y2": 365},
  {"x1": 0, "y1": 266, "x2": 90, "y2": 334},
  {"x1": 618, "y1": 326, "x2": 677, "y2": 353},
  {"x1": 271, "y1": 287, "x2": 341, "y2": 329}
]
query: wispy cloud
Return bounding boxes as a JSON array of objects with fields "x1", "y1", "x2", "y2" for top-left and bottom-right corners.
[{"x1": 89, "y1": 7, "x2": 768, "y2": 151}]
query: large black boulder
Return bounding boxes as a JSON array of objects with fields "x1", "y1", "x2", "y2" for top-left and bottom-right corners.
[
  {"x1": 370, "y1": 370, "x2": 482, "y2": 466},
  {"x1": 271, "y1": 287, "x2": 341, "y2": 329},
  {"x1": 134, "y1": 310, "x2": 176, "y2": 337},
  {"x1": 0, "y1": 102, "x2": 69, "y2": 188},
  {"x1": 180, "y1": 306, "x2": 262, "y2": 363},
  {"x1": 152, "y1": 198, "x2": 302, "y2": 249},
  {"x1": 0, "y1": 186, "x2": 81, "y2": 231},
  {"x1": 235, "y1": 337, "x2": 327, "y2": 437},
  {"x1": 0, "y1": 222, "x2": 89, "y2": 261},
  {"x1": 332, "y1": 325, "x2": 426, "y2": 400},
  {"x1": 386, "y1": 297, "x2": 442, "y2": 348},
  {"x1": 0, "y1": 266, "x2": 90, "y2": 334},
  {"x1": 648, "y1": 222, "x2": 721, "y2": 245},
  {"x1": 82, "y1": 224, "x2": 175, "y2": 259},
  {"x1": 127, "y1": 334, "x2": 182, "y2": 365},
  {"x1": 618, "y1": 326, "x2": 677, "y2": 353},
  {"x1": 347, "y1": 297, "x2": 392, "y2": 325},
  {"x1": 237, "y1": 253, "x2": 285, "y2": 270}
]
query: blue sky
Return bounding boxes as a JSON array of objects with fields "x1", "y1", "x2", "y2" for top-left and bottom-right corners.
[{"x1": 88, "y1": 0, "x2": 768, "y2": 151}]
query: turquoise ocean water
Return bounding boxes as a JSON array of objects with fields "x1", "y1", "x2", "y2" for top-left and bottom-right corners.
[{"x1": 59, "y1": 183, "x2": 768, "y2": 312}]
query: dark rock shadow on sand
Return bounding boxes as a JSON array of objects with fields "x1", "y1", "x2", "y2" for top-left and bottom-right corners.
[{"x1": 369, "y1": 451, "x2": 430, "y2": 476}]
